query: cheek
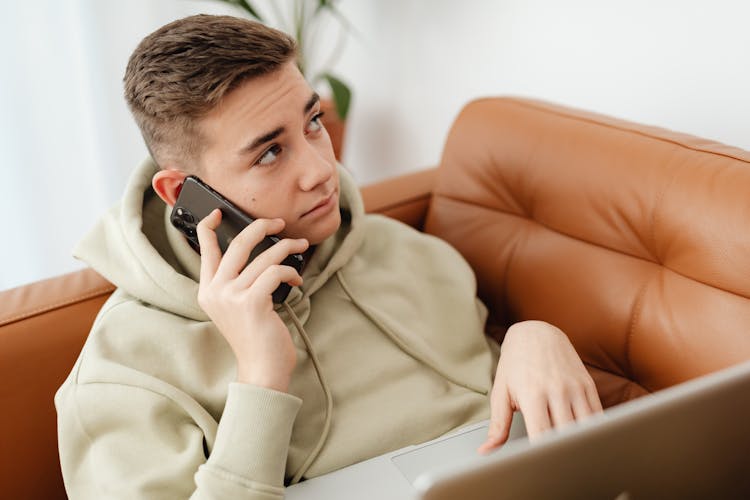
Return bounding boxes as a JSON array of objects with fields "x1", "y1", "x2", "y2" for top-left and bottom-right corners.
[
  {"x1": 230, "y1": 185, "x2": 277, "y2": 220},
  {"x1": 317, "y1": 128, "x2": 336, "y2": 161},
  {"x1": 243, "y1": 181, "x2": 301, "y2": 223}
]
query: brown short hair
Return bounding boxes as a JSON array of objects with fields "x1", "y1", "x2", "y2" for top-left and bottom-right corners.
[{"x1": 124, "y1": 14, "x2": 296, "y2": 168}]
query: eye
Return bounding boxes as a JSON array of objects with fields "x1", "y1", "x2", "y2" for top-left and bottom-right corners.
[
  {"x1": 256, "y1": 144, "x2": 281, "y2": 166},
  {"x1": 305, "y1": 112, "x2": 325, "y2": 135}
]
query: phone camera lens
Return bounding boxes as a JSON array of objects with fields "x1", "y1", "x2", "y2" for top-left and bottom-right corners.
[{"x1": 176, "y1": 207, "x2": 194, "y2": 223}]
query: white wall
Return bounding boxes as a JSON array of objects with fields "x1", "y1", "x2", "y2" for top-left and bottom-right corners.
[
  {"x1": 337, "y1": 0, "x2": 750, "y2": 183},
  {"x1": 2, "y1": 0, "x2": 749, "y2": 289}
]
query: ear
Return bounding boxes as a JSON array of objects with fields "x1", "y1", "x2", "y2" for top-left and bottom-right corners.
[{"x1": 152, "y1": 169, "x2": 188, "y2": 207}]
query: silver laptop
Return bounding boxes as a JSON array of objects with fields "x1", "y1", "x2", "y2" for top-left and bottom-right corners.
[{"x1": 286, "y1": 360, "x2": 750, "y2": 499}]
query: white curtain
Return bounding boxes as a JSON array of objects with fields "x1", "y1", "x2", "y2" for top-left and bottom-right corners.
[{"x1": 0, "y1": 1, "x2": 237, "y2": 290}]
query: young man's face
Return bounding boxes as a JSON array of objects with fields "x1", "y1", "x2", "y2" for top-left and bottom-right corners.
[{"x1": 194, "y1": 61, "x2": 341, "y2": 246}]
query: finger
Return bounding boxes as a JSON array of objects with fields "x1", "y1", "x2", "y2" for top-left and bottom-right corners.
[
  {"x1": 586, "y1": 380, "x2": 604, "y2": 414},
  {"x1": 570, "y1": 387, "x2": 594, "y2": 421},
  {"x1": 249, "y1": 264, "x2": 304, "y2": 301},
  {"x1": 236, "y1": 238, "x2": 309, "y2": 289},
  {"x1": 548, "y1": 390, "x2": 575, "y2": 428},
  {"x1": 478, "y1": 384, "x2": 513, "y2": 454},
  {"x1": 519, "y1": 394, "x2": 552, "y2": 440},
  {"x1": 215, "y1": 218, "x2": 285, "y2": 282},
  {"x1": 196, "y1": 209, "x2": 222, "y2": 284}
]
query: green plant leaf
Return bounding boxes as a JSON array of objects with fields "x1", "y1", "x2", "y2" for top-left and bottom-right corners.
[
  {"x1": 215, "y1": 0, "x2": 264, "y2": 22},
  {"x1": 321, "y1": 73, "x2": 351, "y2": 120},
  {"x1": 237, "y1": 0, "x2": 264, "y2": 21},
  {"x1": 316, "y1": 0, "x2": 332, "y2": 15}
]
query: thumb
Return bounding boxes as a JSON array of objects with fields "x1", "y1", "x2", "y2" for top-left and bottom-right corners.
[{"x1": 478, "y1": 383, "x2": 513, "y2": 454}]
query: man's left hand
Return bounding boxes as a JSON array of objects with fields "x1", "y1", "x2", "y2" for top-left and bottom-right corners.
[{"x1": 478, "y1": 320, "x2": 603, "y2": 453}]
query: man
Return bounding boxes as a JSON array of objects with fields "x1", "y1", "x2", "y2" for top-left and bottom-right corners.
[{"x1": 56, "y1": 14, "x2": 601, "y2": 499}]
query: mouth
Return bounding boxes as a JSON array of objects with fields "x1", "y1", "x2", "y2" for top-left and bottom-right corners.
[{"x1": 302, "y1": 189, "x2": 338, "y2": 218}]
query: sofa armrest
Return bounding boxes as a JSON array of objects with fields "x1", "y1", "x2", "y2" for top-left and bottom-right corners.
[
  {"x1": 360, "y1": 167, "x2": 437, "y2": 230},
  {"x1": 0, "y1": 268, "x2": 114, "y2": 500},
  {"x1": 0, "y1": 268, "x2": 114, "y2": 327}
]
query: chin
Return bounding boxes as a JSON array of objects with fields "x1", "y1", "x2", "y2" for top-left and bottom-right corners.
[{"x1": 305, "y1": 211, "x2": 342, "y2": 245}]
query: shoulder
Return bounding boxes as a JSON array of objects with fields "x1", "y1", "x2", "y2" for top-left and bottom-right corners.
[
  {"x1": 353, "y1": 214, "x2": 477, "y2": 289},
  {"x1": 86, "y1": 289, "x2": 198, "y2": 350},
  {"x1": 73, "y1": 290, "x2": 231, "y2": 407},
  {"x1": 363, "y1": 213, "x2": 473, "y2": 266}
]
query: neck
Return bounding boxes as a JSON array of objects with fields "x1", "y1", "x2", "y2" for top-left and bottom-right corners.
[{"x1": 301, "y1": 246, "x2": 316, "y2": 272}]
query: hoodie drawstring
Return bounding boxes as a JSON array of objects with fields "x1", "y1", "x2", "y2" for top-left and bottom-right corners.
[
  {"x1": 282, "y1": 268, "x2": 487, "y2": 482},
  {"x1": 283, "y1": 301, "x2": 333, "y2": 485}
]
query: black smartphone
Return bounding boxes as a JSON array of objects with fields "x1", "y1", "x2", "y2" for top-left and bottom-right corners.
[{"x1": 169, "y1": 175, "x2": 304, "y2": 304}]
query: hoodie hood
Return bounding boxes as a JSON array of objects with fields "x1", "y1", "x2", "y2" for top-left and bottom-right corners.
[{"x1": 74, "y1": 158, "x2": 365, "y2": 321}]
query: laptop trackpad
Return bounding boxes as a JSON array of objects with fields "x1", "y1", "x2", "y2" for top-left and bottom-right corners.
[
  {"x1": 390, "y1": 425, "x2": 491, "y2": 485},
  {"x1": 391, "y1": 414, "x2": 527, "y2": 486}
]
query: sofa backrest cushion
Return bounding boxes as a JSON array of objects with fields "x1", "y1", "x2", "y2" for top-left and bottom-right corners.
[{"x1": 425, "y1": 97, "x2": 750, "y2": 407}]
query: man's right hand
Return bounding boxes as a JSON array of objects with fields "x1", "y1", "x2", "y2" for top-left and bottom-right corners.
[{"x1": 195, "y1": 209, "x2": 309, "y2": 393}]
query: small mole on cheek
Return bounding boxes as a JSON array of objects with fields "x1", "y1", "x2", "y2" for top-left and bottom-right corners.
[{"x1": 251, "y1": 198, "x2": 256, "y2": 202}]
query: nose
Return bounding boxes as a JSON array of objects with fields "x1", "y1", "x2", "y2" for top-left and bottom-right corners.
[{"x1": 297, "y1": 140, "x2": 334, "y2": 192}]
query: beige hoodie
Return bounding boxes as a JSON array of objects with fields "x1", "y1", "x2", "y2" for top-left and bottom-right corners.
[{"x1": 55, "y1": 158, "x2": 498, "y2": 499}]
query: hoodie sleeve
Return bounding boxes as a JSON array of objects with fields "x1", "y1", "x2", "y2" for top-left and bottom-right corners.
[{"x1": 56, "y1": 378, "x2": 302, "y2": 500}]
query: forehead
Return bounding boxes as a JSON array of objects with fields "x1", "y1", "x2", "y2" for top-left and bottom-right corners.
[
  {"x1": 194, "y1": 61, "x2": 314, "y2": 171},
  {"x1": 210, "y1": 62, "x2": 310, "y2": 124}
]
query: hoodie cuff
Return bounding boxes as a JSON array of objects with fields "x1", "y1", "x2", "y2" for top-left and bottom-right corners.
[{"x1": 207, "y1": 382, "x2": 303, "y2": 486}]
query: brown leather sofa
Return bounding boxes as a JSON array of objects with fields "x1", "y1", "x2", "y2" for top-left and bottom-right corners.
[{"x1": 3, "y1": 97, "x2": 750, "y2": 499}]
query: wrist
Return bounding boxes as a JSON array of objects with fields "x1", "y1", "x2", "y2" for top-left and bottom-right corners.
[
  {"x1": 507, "y1": 320, "x2": 562, "y2": 338},
  {"x1": 502, "y1": 320, "x2": 563, "y2": 352},
  {"x1": 236, "y1": 367, "x2": 291, "y2": 393}
]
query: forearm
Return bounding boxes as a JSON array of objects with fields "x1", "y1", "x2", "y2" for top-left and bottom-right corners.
[
  {"x1": 57, "y1": 380, "x2": 301, "y2": 500},
  {"x1": 200, "y1": 383, "x2": 302, "y2": 489}
]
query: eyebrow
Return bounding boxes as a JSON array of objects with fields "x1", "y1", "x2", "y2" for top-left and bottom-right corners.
[
  {"x1": 303, "y1": 92, "x2": 320, "y2": 115},
  {"x1": 239, "y1": 92, "x2": 320, "y2": 156}
]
